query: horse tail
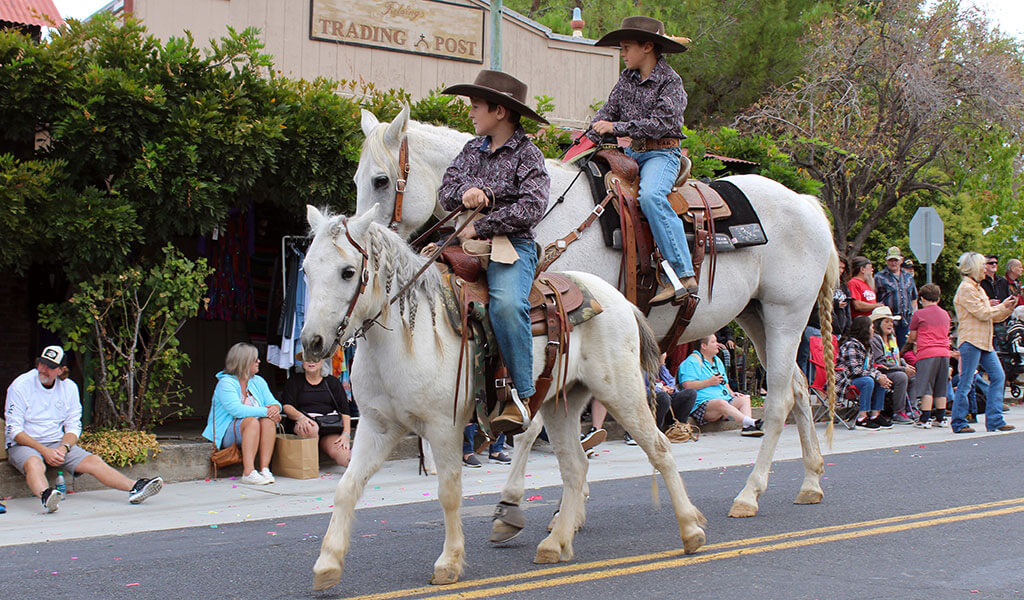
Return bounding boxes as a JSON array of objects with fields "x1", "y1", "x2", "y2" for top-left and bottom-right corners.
[
  {"x1": 818, "y1": 245, "x2": 840, "y2": 448},
  {"x1": 633, "y1": 305, "x2": 661, "y2": 415}
]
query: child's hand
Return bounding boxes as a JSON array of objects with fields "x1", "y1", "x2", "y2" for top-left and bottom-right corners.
[{"x1": 462, "y1": 187, "x2": 489, "y2": 208}]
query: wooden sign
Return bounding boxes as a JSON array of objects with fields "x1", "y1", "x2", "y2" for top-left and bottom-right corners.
[{"x1": 310, "y1": 0, "x2": 485, "y2": 63}]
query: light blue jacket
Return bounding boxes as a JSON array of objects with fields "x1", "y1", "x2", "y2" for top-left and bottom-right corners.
[{"x1": 202, "y1": 372, "x2": 282, "y2": 448}]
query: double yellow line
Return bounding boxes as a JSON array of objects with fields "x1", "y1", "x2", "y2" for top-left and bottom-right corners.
[{"x1": 340, "y1": 497, "x2": 1024, "y2": 600}]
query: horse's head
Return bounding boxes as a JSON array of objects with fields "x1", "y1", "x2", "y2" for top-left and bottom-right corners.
[
  {"x1": 355, "y1": 106, "x2": 420, "y2": 236},
  {"x1": 300, "y1": 204, "x2": 382, "y2": 361}
]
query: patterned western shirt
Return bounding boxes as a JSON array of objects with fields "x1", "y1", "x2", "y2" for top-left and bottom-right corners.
[
  {"x1": 874, "y1": 268, "x2": 917, "y2": 320},
  {"x1": 587, "y1": 56, "x2": 687, "y2": 143},
  {"x1": 438, "y1": 126, "x2": 549, "y2": 240},
  {"x1": 836, "y1": 338, "x2": 880, "y2": 393},
  {"x1": 954, "y1": 276, "x2": 1014, "y2": 352}
]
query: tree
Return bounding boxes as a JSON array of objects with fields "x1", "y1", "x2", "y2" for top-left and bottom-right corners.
[{"x1": 737, "y1": 0, "x2": 1024, "y2": 257}]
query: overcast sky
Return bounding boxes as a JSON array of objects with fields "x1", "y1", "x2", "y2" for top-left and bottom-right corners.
[{"x1": 51, "y1": 0, "x2": 1024, "y2": 39}]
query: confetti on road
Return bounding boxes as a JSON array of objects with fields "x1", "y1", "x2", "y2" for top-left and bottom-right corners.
[
  {"x1": 276, "y1": 522, "x2": 286, "y2": 526},
  {"x1": 893, "y1": 449, "x2": 899, "y2": 453},
  {"x1": 362, "y1": 534, "x2": 377, "y2": 538},
  {"x1": 114, "y1": 558, "x2": 123, "y2": 560},
  {"x1": 526, "y1": 495, "x2": 542, "y2": 501},
  {"x1": 126, "y1": 582, "x2": 140, "y2": 587},
  {"x1": 71, "y1": 557, "x2": 78, "y2": 559},
  {"x1": 210, "y1": 525, "x2": 218, "y2": 528},
  {"x1": 826, "y1": 463, "x2": 836, "y2": 466},
  {"x1": 267, "y1": 532, "x2": 277, "y2": 536}
]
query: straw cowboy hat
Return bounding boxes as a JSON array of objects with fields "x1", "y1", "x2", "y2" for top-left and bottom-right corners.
[
  {"x1": 442, "y1": 70, "x2": 549, "y2": 124},
  {"x1": 869, "y1": 306, "x2": 902, "y2": 322},
  {"x1": 594, "y1": 16, "x2": 690, "y2": 53}
]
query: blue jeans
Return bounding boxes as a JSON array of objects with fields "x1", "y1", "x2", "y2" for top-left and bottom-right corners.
[
  {"x1": 893, "y1": 320, "x2": 910, "y2": 350},
  {"x1": 797, "y1": 326, "x2": 821, "y2": 380},
  {"x1": 487, "y1": 237, "x2": 538, "y2": 398},
  {"x1": 952, "y1": 343, "x2": 1006, "y2": 431},
  {"x1": 851, "y1": 376, "x2": 885, "y2": 412},
  {"x1": 625, "y1": 147, "x2": 694, "y2": 278},
  {"x1": 951, "y1": 373, "x2": 978, "y2": 414},
  {"x1": 464, "y1": 423, "x2": 505, "y2": 455}
]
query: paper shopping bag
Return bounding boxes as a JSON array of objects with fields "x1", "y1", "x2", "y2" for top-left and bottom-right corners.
[{"x1": 271, "y1": 432, "x2": 319, "y2": 479}]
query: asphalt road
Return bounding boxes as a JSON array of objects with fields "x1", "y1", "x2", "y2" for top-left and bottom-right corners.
[{"x1": 2, "y1": 432, "x2": 1022, "y2": 600}]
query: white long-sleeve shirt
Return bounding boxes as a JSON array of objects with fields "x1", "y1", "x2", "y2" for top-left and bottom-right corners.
[{"x1": 5, "y1": 369, "x2": 82, "y2": 447}]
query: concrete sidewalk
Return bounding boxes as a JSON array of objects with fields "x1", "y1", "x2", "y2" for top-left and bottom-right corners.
[{"x1": 2, "y1": 406, "x2": 1021, "y2": 548}]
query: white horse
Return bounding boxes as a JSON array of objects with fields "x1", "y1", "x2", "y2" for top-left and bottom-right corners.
[
  {"x1": 300, "y1": 205, "x2": 707, "y2": 590},
  {"x1": 354, "y1": 107, "x2": 838, "y2": 521}
]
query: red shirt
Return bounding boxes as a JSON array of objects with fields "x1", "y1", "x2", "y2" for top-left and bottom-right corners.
[
  {"x1": 909, "y1": 304, "x2": 951, "y2": 359},
  {"x1": 848, "y1": 278, "x2": 877, "y2": 318}
]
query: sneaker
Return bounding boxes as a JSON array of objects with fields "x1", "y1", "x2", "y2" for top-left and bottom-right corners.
[
  {"x1": 462, "y1": 454, "x2": 482, "y2": 468},
  {"x1": 580, "y1": 427, "x2": 607, "y2": 451},
  {"x1": 40, "y1": 487, "x2": 62, "y2": 513},
  {"x1": 892, "y1": 412, "x2": 913, "y2": 425},
  {"x1": 913, "y1": 420, "x2": 933, "y2": 429},
  {"x1": 259, "y1": 468, "x2": 275, "y2": 484},
  {"x1": 856, "y1": 417, "x2": 880, "y2": 430},
  {"x1": 128, "y1": 477, "x2": 164, "y2": 504},
  {"x1": 740, "y1": 419, "x2": 764, "y2": 437},
  {"x1": 240, "y1": 470, "x2": 270, "y2": 485},
  {"x1": 873, "y1": 415, "x2": 893, "y2": 429},
  {"x1": 932, "y1": 419, "x2": 946, "y2": 428},
  {"x1": 623, "y1": 431, "x2": 638, "y2": 446},
  {"x1": 488, "y1": 452, "x2": 512, "y2": 464},
  {"x1": 995, "y1": 424, "x2": 1016, "y2": 432}
]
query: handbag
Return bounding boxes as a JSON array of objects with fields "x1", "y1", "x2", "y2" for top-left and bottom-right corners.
[
  {"x1": 664, "y1": 405, "x2": 700, "y2": 443},
  {"x1": 306, "y1": 379, "x2": 347, "y2": 435},
  {"x1": 209, "y1": 400, "x2": 242, "y2": 478}
]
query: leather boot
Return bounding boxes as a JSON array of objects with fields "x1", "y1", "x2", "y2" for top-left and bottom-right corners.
[
  {"x1": 679, "y1": 276, "x2": 699, "y2": 295},
  {"x1": 491, "y1": 390, "x2": 531, "y2": 435}
]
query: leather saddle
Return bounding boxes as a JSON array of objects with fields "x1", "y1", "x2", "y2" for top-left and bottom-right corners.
[{"x1": 597, "y1": 149, "x2": 732, "y2": 223}]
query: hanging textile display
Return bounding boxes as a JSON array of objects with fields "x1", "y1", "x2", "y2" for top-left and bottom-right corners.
[{"x1": 199, "y1": 208, "x2": 256, "y2": 321}]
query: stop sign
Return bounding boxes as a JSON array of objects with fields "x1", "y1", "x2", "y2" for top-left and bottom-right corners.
[{"x1": 909, "y1": 207, "x2": 944, "y2": 264}]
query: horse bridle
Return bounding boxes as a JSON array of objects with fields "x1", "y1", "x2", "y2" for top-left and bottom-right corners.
[
  {"x1": 390, "y1": 136, "x2": 410, "y2": 231},
  {"x1": 331, "y1": 204, "x2": 483, "y2": 347}
]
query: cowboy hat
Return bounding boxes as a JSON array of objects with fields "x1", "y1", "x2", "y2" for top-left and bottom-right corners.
[
  {"x1": 594, "y1": 16, "x2": 689, "y2": 54},
  {"x1": 442, "y1": 70, "x2": 549, "y2": 124},
  {"x1": 869, "y1": 306, "x2": 902, "y2": 322}
]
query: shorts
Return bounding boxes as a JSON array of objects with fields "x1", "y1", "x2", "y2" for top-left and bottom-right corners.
[
  {"x1": 220, "y1": 418, "x2": 245, "y2": 449},
  {"x1": 7, "y1": 441, "x2": 92, "y2": 475},
  {"x1": 690, "y1": 401, "x2": 710, "y2": 426},
  {"x1": 913, "y1": 356, "x2": 950, "y2": 398}
]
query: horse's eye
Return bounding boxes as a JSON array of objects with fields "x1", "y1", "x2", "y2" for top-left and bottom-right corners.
[
  {"x1": 373, "y1": 175, "x2": 389, "y2": 190},
  {"x1": 341, "y1": 267, "x2": 357, "y2": 281}
]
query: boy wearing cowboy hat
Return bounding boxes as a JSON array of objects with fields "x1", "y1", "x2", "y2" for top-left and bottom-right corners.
[
  {"x1": 588, "y1": 16, "x2": 696, "y2": 305},
  {"x1": 438, "y1": 70, "x2": 551, "y2": 436}
]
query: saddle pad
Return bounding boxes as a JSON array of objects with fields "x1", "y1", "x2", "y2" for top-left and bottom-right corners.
[
  {"x1": 704, "y1": 179, "x2": 767, "y2": 248},
  {"x1": 440, "y1": 272, "x2": 603, "y2": 341}
]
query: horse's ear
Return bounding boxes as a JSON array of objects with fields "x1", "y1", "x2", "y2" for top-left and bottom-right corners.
[
  {"x1": 307, "y1": 205, "x2": 325, "y2": 230},
  {"x1": 360, "y1": 109, "x2": 380, "y2": 137},
  {"x1": 349, "y1": 204, "x2": 379, "y2": 239},
  {"x1": 383, "y1": 104, "x2": 410, "y2": 147}
]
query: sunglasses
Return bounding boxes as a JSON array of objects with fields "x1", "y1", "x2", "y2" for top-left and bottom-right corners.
[{"x1": 987, "y1": 261, "x2": 998, "y2": 266}]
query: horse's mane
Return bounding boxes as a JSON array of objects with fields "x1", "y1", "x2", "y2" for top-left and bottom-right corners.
[{"x1": 317, "y1": 208, "x2": 444, "y2": 334}]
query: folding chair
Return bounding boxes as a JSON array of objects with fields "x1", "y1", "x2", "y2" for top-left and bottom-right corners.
[{"x1": 808, "y1": 335, "x2": 859, "y2": 430}]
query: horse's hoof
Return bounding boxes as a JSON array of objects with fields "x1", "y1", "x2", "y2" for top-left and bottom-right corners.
[
  {"x1": 682, "y1": 528, "x2": 706, "y2": 554},
  {"x1": 490, "y1": 519, "x2": 524, "y2": 543},
  {"x1": 728, "y1": 501, "x2": 758, "y2": 518},
  {"x1": 312, "y1": 567, "x2": 341, "y2": 591},
  {"x1": 534, "y1": 546, "x2": 561, "y2": 564},
  {"x1": 430, "y1": 566, "x2": 460, "y2": 585},
  {"x1": 794, "y1": 489, "x2": 823, "y2": 505}
]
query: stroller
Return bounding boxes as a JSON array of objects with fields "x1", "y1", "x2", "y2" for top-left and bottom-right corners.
[{"x1": 1002, "y1": 306, "x2": 1024, "y2": 400}]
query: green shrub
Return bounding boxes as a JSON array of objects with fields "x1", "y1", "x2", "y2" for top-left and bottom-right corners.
[{"x1": 78, "y1": 428, "x2": 161, "y2": 467}]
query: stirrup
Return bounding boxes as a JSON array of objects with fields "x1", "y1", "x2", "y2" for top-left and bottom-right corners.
[{"x1": 508, "y1": 388, "x2": 532, "y2": 431}]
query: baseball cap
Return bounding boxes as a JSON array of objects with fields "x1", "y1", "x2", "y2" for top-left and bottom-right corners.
[
  {"x1": 885, "y1": 246, "x2": 902, "y2": 261},
  {"x1": 39, "y1": 345, "x2": 66, "y2": 369},
  {"x1": 901, "y1": 258, "x2": 915, "y2": 269}
]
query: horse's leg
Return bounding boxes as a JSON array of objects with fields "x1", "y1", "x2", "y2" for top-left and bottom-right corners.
[
  {"x1": 598, "y1": 378, "x2": 706, "y2": 554},
  {"x1": 313, "y1": 418, "x2": 405, "y2": 590},
  {"x1": 728, "y1": 310, "x2": 809, "y2": 518},
  {"x1": 428, "y1": 426, "x2": 468, "y2": 584},
  {"x1": 533, "y1": 395, "x2": 589, "y2": 564},
  {"x1": 491, "y1": 412, "x2": 545, "y2": 543},
  {"x1": 789, "y1": 372, "x2": 825, "y2": 505},
  {"x1": 545, "y1": 388, "x2": 592, "y2": 535}
]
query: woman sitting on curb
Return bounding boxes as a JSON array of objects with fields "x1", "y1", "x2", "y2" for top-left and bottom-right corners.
[
  {"x1": 203, "y1": 342, "x2": 282, "y2": 485},
  {"x1": 281, "y1": 353, "x2": 352, "y2": 467}
]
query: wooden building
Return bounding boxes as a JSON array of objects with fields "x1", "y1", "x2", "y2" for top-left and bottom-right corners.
[{"x1": 100, "y1": 0, "x2": 619, "y2": 126}]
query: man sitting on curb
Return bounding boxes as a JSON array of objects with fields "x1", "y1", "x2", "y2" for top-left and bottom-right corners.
[
  {"x1": 4, "y1": 346, "x2": 164, "y2": 513},
  {"x1": 678, "y1": 334, "x2": 764, "y2": 437}
]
